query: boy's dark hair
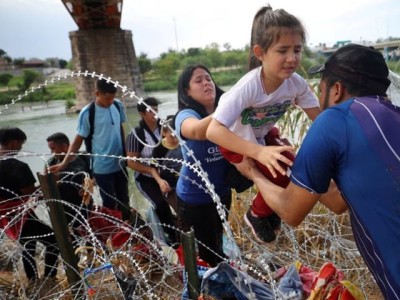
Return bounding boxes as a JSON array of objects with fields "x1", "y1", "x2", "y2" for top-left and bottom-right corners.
[
  {"x1": 96, "y1": 79, "x2": 117, "y2": 94},
  {"x1": 46, "y1": 132, "x2": 70, "y2": 145},
  {"x1": 137, "y1": 97, "x2": 160, "y2": 113},
  {"x1": 0, "y1": 127, "x2": 27, "y2": 145}
]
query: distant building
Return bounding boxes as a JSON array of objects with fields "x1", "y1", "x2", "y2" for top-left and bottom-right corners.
[{"x1": 22, "y1": 58, "x2": 48, "y2": 69}]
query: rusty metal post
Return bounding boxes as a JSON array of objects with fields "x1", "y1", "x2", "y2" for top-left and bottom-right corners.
[
  {"x1": 37, "y1": 173, "x2": 82, "y2": 296},
  {"x1": 181, "y1": 228, "x2": 200, "y2": 299}
]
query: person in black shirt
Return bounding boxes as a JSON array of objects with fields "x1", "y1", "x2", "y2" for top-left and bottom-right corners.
[
  {"x1": 46, "y1": 132, "x2": 92, "y2": 245},
  {"x1": 0, "y1": 127, "x2": 59, "y2": 282}
]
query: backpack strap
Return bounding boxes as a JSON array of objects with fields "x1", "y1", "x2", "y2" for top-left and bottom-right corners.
[
  {"x1": 84, "y1": 101, "x2": 96, "y2": 154},
  {"x1": 133, "y1": 125, "x2": 146, "y2": 154},
  {"x1": 116, "y1": 101, "x2": 127, "y2": 158},
  {"x1": 84, "y1": 100, "x2": 126, "y2": 162}
]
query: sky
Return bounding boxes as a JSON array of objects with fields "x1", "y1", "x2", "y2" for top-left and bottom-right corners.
[{"x1": 1, "y1": 0, "x2": 400, "y2": 60}]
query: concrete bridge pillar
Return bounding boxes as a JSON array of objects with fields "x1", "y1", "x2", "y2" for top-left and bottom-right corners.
[{"x1": 69, "y1": 28, "x2": 144, "y2": 109}]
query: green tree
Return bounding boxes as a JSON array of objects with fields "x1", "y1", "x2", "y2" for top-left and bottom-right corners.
[
  {"x1": 0, "y1": 73, "x2": 13, "y2": 87},
  {"x1": 222, "y1": 51, "x2": 246, "y2": 67},
  {"x1": 66, "y1": 59, "x2": 74, "y2": 70},
  {"x1": 187, "y1": 47, "x2": 201, "y2": 57},
  {"x1": 0, "y1": 49, "x2": 12, "y2": 64},
  {"x1": 13, "y1": 58, "x2": 25, "y2": 67},
  {"x1": 59, "y1": 59, "x2": 68, "y2": 69},
  {"x1": 138, "y1": 52, "x2": 152, "y2": 74},
  {"x1": 180, "y1": 55, "x2": 212, "y2": 68},
  {"x1": 20, "y1": 69, "x2": 40, "y2": 91},
  {"x1": 223, "y1": 43, "x2": 232, "y2": 51},
  {"x1": 204, "y1": 43, "x2": 222, "y2": 68},
  {"x1": 154, "y1": 51, "x2": 181, "y2": 77}
]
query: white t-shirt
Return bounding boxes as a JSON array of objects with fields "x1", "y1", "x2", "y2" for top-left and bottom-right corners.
[{"x1": 213, "y1": 67, "x2": 318, "y2": 145}]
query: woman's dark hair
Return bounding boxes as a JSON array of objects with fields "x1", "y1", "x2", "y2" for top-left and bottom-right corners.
[{"x1": 177, "y1": 64, "x2": 224, "y2": 118}]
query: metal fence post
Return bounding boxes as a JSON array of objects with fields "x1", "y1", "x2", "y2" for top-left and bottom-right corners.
[
  {"x1": 181, "y1": 228, "x2": 200, "y2": 299},
  {"x1": 37, "y1": 172, "x2": 82, "y2": 296}
]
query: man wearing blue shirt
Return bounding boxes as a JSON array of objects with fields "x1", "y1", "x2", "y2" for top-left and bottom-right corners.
[
  {"x1": 236, "y1": 44, "x2": 400, "y2": 299},
  {"x1": 50, "y1": 79, "x2": 130, "y2": 220}
]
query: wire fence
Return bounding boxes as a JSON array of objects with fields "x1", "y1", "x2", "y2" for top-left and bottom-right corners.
[{"x1": 0, "y1": 72, "x2": 392, "y2": 299}]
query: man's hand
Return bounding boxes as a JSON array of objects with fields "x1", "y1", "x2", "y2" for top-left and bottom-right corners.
[
  {"x1": 156, "y1": 178, "x2": 171, "y2": 194},
  {"x1": 48, "y1": 162, "x2": 65, "y2": 174}
]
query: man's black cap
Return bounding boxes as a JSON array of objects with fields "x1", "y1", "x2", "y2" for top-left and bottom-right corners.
[{"x1": 308, "y1": 43, "x2": 391, "y2": 91}]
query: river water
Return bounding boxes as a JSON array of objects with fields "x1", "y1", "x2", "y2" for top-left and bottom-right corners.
[{"x1": 0, "y1": 89, "x2": 179, "y2": 178}]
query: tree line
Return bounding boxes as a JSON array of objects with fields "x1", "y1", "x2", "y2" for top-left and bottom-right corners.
[
  {"x1": 137, "y1": 42, "x2": 320, "y2": 91},
  {"x1": 1, "y1": 42, "x2": 398, "y2": 105}
]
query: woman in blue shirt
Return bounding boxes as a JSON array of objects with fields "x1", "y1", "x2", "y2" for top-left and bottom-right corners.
[{"x1": 175, "y1": 64, "x2": 231, "y2": 266}]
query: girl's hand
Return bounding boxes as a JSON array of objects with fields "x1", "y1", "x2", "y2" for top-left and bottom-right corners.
[{"x1": 254, "y1": 145, "x2": 295, "y2": 178}]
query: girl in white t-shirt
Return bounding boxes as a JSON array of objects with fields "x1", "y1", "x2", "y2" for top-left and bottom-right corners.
[{"x1": 206, "y1": 5, "x2": 321, "y2": 243}]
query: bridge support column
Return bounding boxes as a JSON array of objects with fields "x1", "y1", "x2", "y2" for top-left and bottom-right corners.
[{"x1": 69, "y1": 28, "x2": 144, "y2": 109}]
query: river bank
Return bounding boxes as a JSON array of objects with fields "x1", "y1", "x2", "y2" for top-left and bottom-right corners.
[{"x1": 0, "y1": 90, "x2": 180, "y2": 179}]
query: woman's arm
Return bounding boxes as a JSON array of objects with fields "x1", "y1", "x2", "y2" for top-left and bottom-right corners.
[{"x1": 180, "y1": 115, "x2": 213, "y2": 140}]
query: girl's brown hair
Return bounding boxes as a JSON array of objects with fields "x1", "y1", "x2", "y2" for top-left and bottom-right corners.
[{"x1": 247, "y1": 5, "x2": 306, "y2": 71}]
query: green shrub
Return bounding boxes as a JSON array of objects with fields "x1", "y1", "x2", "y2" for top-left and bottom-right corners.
[
  {"x1": 143, "y1": 80, "x2": 176, "y2": 92},
  {"x1": 65, "y1": 99, "x2": 76, "y2": 110},
  {"x1": 212, "y1": 69, "x2": 244, "y2": 86},
  {"x1": 8, "y1": 76, "x2": 23, "y2": 88},
  {"x1": 387, "y1": 61, "x2": 400, "y2": 73},
  {"x1": 0, "y1": 90, "x2": 18, "y2": 105}
]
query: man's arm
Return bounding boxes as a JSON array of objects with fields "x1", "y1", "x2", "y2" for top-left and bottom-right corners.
[
  {"x1": 253, "y1": 172, "x2": 319, "y2": 227},
  {"x1": 235, "y1": 156, "x2": 348, "y2": 226},
  {"x1": 234, "y1": 156, "x2": 318, "y2": 226},
  {"x1": 319, "y1": 181, "x2": 348, "y2": 214}
]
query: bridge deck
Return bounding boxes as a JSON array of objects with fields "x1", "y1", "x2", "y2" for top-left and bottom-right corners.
[{"x1": 62, "y1": 0, "x2": 122, "y2": 29}]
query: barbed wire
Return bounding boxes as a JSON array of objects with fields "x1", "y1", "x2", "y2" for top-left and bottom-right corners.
[{"x1": 0, "y1": 72, "x2": 381, "y2": 299}]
